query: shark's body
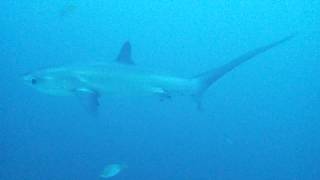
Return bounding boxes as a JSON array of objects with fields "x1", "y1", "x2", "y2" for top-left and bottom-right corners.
[
  {"x1": 39, "y1": 63, "x2": 196, "y2": 97},
  {"x1": 23, "y1": 35, "x2": 294, "y2": 112}
]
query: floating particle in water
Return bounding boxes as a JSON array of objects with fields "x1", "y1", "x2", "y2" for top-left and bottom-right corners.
[{"x1": 59, "y1": 3, "x2": 77, "y2": 17}]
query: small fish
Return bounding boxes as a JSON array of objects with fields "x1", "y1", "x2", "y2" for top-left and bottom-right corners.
[{"x1": 100, "y1": 164, "x2": 127, "y2": 178}]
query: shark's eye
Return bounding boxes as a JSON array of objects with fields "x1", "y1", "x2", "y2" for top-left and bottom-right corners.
[{"x1": 31, "y1": 78, "x2": 37, "y2": 85}]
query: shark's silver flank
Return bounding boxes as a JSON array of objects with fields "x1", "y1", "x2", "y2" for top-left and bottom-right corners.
[{"x1": 22, "y1": 35, "x2": 294, "y2": 112}]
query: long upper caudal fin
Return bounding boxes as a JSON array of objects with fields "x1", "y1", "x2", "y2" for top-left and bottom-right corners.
[
  {"x1": 115, "y1": 41, "x2": 134, "y2": 65},
  {"x1": 192, "y1": 34, "x2": 295, "y2": 98}
]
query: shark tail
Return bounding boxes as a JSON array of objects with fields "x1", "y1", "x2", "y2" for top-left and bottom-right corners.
[{"x1": 191, "y1": 34, "x2": 295, "y2": 109}]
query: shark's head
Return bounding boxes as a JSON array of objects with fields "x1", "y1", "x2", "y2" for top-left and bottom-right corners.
[{"x1": 22, "y1": 68, "x2": 77, "y2": 96}]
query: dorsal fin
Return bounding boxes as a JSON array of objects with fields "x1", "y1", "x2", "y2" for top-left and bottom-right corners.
[{"x1": 115, "y1": 41, "x2": 134, "y2": 65}]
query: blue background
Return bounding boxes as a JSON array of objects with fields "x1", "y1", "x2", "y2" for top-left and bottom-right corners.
[{"x1": 1, "y1": 0, "x2": 319, "y2": 179}]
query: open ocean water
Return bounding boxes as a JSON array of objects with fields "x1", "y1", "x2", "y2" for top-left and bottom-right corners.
[{"x1": 1, "y1": 0, "x2": 320, "y2": 180}]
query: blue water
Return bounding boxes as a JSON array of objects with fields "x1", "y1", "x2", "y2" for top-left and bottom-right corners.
[{"x1": 1, "y1": 1, "x2": 320, "y2": 179}]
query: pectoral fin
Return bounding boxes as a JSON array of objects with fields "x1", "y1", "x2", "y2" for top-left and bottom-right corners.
[
  {"x1": 73, "y1": 88, "x2": 100, "y2": 114},
  {"x1": 152, "y1": 87, "x2": 171, "y2": 101}
]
